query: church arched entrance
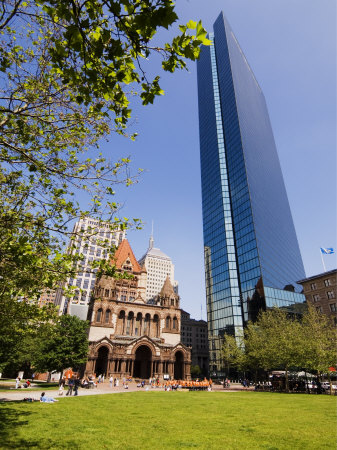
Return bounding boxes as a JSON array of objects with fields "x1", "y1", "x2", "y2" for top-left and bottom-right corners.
[
  {"x1": 174, "y1": 351, "x2": 184, "y2": 380},
  {"x1": 95, "y1": 346, "x2": 109, "y2": 377},
  {"x1": 133, "y1": 345, "x2": 152, "y2": 379}
]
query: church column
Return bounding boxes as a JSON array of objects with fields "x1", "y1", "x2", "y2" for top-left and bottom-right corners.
[
  {"x1": 168, "y1": 360, "x2": 174, "y2": 378},
  {"x1": 121, "y1": 359, "x2": 126, "y2": 374},
  {"x1": 108, "y1": 359, "x2": 114, "y2": 375},
  {"x1": 185, "y1": 362, "x2": 191, "y2": 380},
  {"x1": 90, "y1": 358, "x2": 97, "y2": 375},
  {"x1": 158, "y1": 361, "x2": 163, "y2": 376}
]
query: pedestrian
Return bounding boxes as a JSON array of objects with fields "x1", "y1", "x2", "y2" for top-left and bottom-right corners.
[
  {"x1": 109, "y1": 376, "x2": 113, "y2": 388},
  {"x1": 66, "y1": 378, "x2": 74, "y2": 396},
  {"x1": 102, "y1": 375, "x2": 104, "y2": 383},
  {"x1": 116, "y1": 378, "x2": 119, "y2": 387},
  {"x1": 31, "y1": 373, "x2": 35, "y2": 383},
  {"x1": 15, "y1": 376, "x2": 20, "y2": 389},
  {"x1": 98, "y1": 374, "x2": 101, "y2": 383},
  {"x1": 40, "y1": 392, "x2": 58, "y2": 403},
  {"x1": 74, "y1": 377, "x2": 80, "y2": 396}
]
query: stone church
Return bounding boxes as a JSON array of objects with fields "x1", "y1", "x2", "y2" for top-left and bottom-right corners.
[{"x1": 85, "y1": 240, "x2": 191, "y2": 380}]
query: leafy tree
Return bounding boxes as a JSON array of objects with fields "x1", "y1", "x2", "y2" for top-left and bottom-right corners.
[
  {"x1": 300, "y1": 305, "x2": 337, "y2": 393},
  {"x1": 221, "y1": 333, "x2": 245, "y2": 376},
  {"x1": 0, "y1": 1, "x2": 210, "y2": 369},
  {"x1": 190, "y1": 364, "x2": 201, "y2": 378},
  {"x1": 33, "y1": 314, "x2": 89, "y2": 374},
  {"x1": 0, "y1": 299, "x2": 56, "y2": 374},
  {"x1": 244, "y1": 309, "x2": 303, "y2": 392}
]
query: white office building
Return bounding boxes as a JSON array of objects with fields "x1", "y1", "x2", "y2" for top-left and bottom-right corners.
[
  {"x1": 138, "y1": 235, "x2": 178, "y2": 303},
  {"x1": 55, "y1": 217, "x2": 125, "y2": 319}
]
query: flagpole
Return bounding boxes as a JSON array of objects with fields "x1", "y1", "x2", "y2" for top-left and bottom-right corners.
[{"x1": 320, "y1": 250, "x2": 327, "y2": 272}]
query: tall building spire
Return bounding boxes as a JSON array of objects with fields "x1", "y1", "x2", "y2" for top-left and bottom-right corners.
[{"x1": 149, "y1": 220, "x2": 154, "y2": 250}]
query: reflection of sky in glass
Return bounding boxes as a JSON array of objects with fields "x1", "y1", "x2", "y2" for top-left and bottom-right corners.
[{"x1": 198, "y1": 12, "x2": 306, "y2": 372}]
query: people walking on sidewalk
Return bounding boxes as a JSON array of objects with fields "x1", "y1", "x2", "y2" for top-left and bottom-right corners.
[{"x1": 66, "y1": 378, "x2": 74, "y2": 396}]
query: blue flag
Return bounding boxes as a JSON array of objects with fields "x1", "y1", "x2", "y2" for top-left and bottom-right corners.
[{"x1": 320, "y1": 247, "x2": 335, "y2": 255}]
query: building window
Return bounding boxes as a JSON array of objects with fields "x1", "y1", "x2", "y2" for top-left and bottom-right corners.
[
  {"x1": 310, "y1": 283, "x2": 317, "y2": 290},
  {"x1": 329, "y1": 303, "x2": 337, "y2": 312},
  {"x1": 173, "y1": 317, "x2": 177, "y2": 330},
  {"x1": 96, "y1": 308, "x2": 102, "y2": 322},
  {"x1": 313, "y1": 294, "x2": 320, "y2": 302},
  {"x1": 166, "y1": 316, "x2": 171, "y2": 329},
  {"x1": 324, "y1": 279, "x2": 331, "y2": 287},
  {"x1": 327, "y1": 291, "x2": 335, "y2": 299},
  {"x1": 126, "y1": 312, "x2": 134, "y2": 335},
  {"x1": 105, "y1": 309, "x2": 111, "y2": 323},
  {"x1": 105, "y1": 289, "x2": 109, "y2": 297}
]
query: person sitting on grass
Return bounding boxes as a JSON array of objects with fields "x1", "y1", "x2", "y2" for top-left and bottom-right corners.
[{"x1": 40, "y1": 392, "x2": 58, "y2": 403}]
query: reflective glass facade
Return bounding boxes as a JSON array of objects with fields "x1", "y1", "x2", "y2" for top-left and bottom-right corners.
[{"x1": 197, "y1": 13, "x2": 306, "y2": 375}]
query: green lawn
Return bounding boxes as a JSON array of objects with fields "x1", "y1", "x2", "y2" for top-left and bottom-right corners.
[{"x1": 0, "y1": 391, "x2": 335, "y2": 449}]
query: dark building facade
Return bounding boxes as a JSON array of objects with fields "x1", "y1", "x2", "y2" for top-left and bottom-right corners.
[
  {"x1": 297, "y1": 269, "x2": 337, "y2": 325},
  {"x1": 197, "y1": 12, "x2": 306, "y2": 375},
  {"x1": 180, "y1": 310, "x2": 209, "y2": 376}
]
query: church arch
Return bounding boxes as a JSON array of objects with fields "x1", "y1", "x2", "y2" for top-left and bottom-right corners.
[
  {"x1": 133, "y1": 345, "x2": 152, "y2": 379},
  {"x1": 174, "y1": 351, "x2": 184, "y2": 380},
  {"x1": 95, "y1": 345, "x2": 109, "y2": 377}
]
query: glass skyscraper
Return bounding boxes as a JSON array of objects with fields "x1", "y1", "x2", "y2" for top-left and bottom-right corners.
[{"x1": 197, "y1": 12, "x2": 306, "y2": 375}]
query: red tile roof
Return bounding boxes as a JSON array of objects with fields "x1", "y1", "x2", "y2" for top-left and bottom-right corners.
[{"x1": 112, "y1": 239, "x2": 141, "y2": 272}]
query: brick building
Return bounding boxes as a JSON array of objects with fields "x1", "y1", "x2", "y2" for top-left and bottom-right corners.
[
  {"x1": 85, "y1": 240, "x2": 191, "y2": 380},
  {"x1": 297, "y1": 269, "x2": 337, "y2": 324}
]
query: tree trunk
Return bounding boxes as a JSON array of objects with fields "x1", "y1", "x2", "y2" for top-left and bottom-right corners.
[
  {"x1": 285, "y1": 366, "x2": 289, "y2": 393},
  {"x1": 305, "y1": 370, "x2": 310, "y2": 394},
  {"x1": 327, "y1": 371, "x2": 333, "y2": 396}
]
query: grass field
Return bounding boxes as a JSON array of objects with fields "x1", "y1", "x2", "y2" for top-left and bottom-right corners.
[{"x1": 0, "y1": 391, "x2": 335, "y2": 449}]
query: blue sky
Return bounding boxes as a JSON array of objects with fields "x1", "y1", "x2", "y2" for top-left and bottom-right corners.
[{"x1": 97, "y1": 0, "x2": 336, "y2": 319}]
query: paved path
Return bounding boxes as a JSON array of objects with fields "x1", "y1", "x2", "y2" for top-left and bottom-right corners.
[{"x1": 0, "y1": 382, "x2": 251, "y2": 402}]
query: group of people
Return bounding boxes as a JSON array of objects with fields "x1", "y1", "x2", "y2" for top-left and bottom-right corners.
[
  {"x1": 58, "y1": 377, "x2": 81, "y2": 396},
  {"x1": 109, "y1": 376, "x2": 120, "y2": 387},
  {"x1": 135, "y1": 378, "x2": 213, "y2": 391},
  {"x1": 15, "y1": 377, "x2": 31, "y2": 389},
  {"x1": 179, "y1": 379, "x2": 213, "y2": 391}
]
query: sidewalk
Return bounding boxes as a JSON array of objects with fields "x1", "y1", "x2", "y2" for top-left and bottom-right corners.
[{"x1": 0, "y1": 382, "x2": 247, "y2": 402}]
